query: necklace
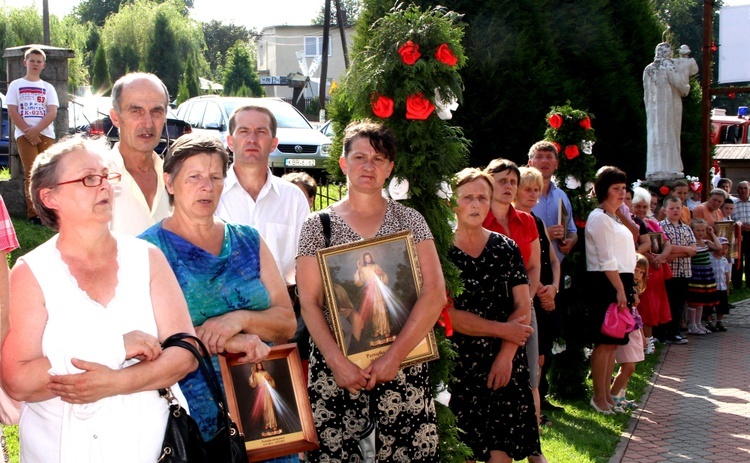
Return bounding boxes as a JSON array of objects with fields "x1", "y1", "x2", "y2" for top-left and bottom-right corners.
[{"x1": 599, "y1": 207, "x2": 623, "y2": 224}]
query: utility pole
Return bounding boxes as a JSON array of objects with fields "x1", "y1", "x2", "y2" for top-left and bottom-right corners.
[
  {"x1": 43, "y1": 0, "x2": 50, "y2": 45},
  {"x1": 335, "y1": 0, "x2": 350, "y2": 69},
  {"x1": 319, "y1": 0, "x2": 331, "y2": 118}
]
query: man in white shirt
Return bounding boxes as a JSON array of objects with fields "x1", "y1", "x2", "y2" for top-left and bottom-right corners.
[
  {"x1": 107, "y1": 73, "x2": 172, "y2": 235},
  {"x1": 215, "y1": 106, "x2": 309, "y2": 287}
]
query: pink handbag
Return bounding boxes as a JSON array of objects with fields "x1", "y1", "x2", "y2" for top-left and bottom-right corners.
[{"x1": 601, "y1": 303, "x2": 636, "y2": 338}]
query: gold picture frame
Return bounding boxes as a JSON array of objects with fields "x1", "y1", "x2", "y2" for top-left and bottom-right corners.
[
  {"x1": 219, "y1": 344, "x2": 318, "y2": 462},
  {"x1": 316, "y1": 230, "x2": 439, "y2": 369},
  {"x1": 714, "y1": 220, "x2": 739, "y2": 260}
]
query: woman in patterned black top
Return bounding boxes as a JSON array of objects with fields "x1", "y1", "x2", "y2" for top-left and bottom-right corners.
[
  {"x1": 447, "y1": 168, "x2": 541, "y2": 463},
  {"x1": 296, "y1": 120, "x2": 445, "y2": 462}
]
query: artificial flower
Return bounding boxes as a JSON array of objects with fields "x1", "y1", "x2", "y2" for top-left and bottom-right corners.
[
  {"x1": 434, "y1": 43, "x2": 458, "y2": 66},
  {"x1": 564, "y1": 145, "x2": 579, "y2": 160},
  {"x1": 398, "y1": 40, "x2": 421, "y2": 65},
  {"x1": 371, "y1": 94, "x2": 394, "y2": 118},
  {"x1": 406, "y1": 93, "x2": 435, "y2": 120},
  {"x1": 549, "y1": 114, "x2": 563, "y2": 130},
  {"x1": 660, "y1": 185, "x2": 671, "y2": 196},
  {"x1": 434, "y1": 89, "x2": 459, "y2": 120},
  {"x1": 579, "y1": 116, "x2": 592, "y2": 130},
  {"x1": 574, "y1": 217, "x2": 587, "y2": 228},
  {"x1": 388, "y1": 177, "x2": 410, "y2": 200},
  {"x1": 552, "y1": 142, "x2": 562, "y2": 155},
  {"x1": 565, "y1": 176, "x2": 581, "y2": 189}
]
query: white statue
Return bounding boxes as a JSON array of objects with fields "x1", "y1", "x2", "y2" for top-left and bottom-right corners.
[{"x1": 643, "y1": 42, "x2": 698, "y2": 180}]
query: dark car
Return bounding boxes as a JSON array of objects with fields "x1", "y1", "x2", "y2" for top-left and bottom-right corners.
[
  {"x1": 69, "y1": 96, "x2": 191, "y2": 155},
  {"x1": 0, "y1": 106, "x2": 8, "y2": 167},
  {"x1": 95, "y1": 113, "x2": 192, "y2": 156}
]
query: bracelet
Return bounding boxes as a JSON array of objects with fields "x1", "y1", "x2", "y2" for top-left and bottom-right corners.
[{"x1": 552, "y1": 284, "x2": 559, "y2": 294}]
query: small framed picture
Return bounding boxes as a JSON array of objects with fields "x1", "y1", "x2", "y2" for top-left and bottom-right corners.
[
  {"x1": 714, "y1": 220, "x2": 739, "y2": 259},
  {"x1": 219, "y1": 344, "x2": 318, "y2": 462},
  {"x1": 316, "y1": 230, "x2": 439, "y2": 369},
  {"x1": 648, "y1": 232, "x2": 664, "y2": 255}
]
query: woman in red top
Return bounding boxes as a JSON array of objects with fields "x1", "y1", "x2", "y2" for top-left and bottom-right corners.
[{"x1": 483, "y1": 159, "x2": 546, "y2": 452}]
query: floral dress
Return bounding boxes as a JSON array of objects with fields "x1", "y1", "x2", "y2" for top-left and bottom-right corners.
[
  {"x1": 448, "y1": 233, "x2": 541, "y2": 461},
  {"x1": 297, "y1": 199, "x2": 440, "y2": 463}
]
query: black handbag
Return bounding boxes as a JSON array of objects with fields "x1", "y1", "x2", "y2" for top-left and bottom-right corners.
[{"x1": 158, "y1": 333, "x2": 247, "y2": 463}]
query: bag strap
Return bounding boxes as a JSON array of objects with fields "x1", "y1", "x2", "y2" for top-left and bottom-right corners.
[
  {"x1": 318, "y1": 211, "x2": 331, "y2": 248},
  {"x1": 160, "y1": 333, "x2": 232, "y2": 426}
]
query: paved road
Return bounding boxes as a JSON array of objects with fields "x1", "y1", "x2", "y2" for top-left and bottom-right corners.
[{"x1": 610, "y1": 302, "x2": 750, "y2": 462}]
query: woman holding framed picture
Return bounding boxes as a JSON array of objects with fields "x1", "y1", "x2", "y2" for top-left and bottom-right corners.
[{"x1": 296, "y1": 120, "x2": 446, "y2": 462}]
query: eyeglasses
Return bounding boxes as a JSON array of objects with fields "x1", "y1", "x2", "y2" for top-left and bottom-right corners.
[{"x1": 56, "y1": 173, "x2": 122, "y2": 187}]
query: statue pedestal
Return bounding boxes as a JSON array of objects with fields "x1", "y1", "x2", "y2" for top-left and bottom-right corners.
[{"x1": 646, "y1": 171, "x2": 684, "y2": 182}]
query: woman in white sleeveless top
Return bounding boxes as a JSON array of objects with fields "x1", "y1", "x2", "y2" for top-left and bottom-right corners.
[{"x1": 0, "y1": 138, "x2": 197, "y2": 463}]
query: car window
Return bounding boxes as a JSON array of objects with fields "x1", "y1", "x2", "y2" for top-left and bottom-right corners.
[
  {"x1": 185, "y1": 102, "x2": 205, "y2": 128},
  {"x1": 202, "y1": 102, "x2": 224, "y2": 129},
  {"x1": 221, "y1": 100, "x2": 312, "y2": 130}
]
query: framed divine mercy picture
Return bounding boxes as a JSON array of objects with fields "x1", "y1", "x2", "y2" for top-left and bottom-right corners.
[
  {"x1": 219, "y1": 344, "x2": 318, "y2": 462},
  {"x1": 316, "y1": 230, "x2": 439, "y2": 370}
]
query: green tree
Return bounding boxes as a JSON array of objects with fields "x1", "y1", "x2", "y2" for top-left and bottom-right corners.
[
  {"x1": 92, "y1": 44, "x2": 110, "y2": 93},
  {"x1": 177, "y1": 55, "x2": 200, "y2": 104},
  {"x1": 222, "y1": 41, "x2": 262, "y2": 96},
  {"x1": 202, "y1": 20, "x2": 255, "y2": 75},
  {"x1": 84, "y1": 25, "x2": 101, "y2": 75},
  {"x1": 313, "y1": 0, "x2": 362, "y2": 26},
  {"x1": 49, "y1": 14, "x2": 88, "y2": 91},
  {"x1": 101, "y1": 0, "x2": 206, "y2": 88},
  {"x1": 145, "y1": 10, "x2": 181, "y2": 97},
  {"x1": 74, "y1": 0, "x2": 121, "y2": 27}
]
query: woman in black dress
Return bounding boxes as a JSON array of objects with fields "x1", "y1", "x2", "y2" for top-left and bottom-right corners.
[{"x1": 447, "y1": 168, "x2": 541, "y2": 463}]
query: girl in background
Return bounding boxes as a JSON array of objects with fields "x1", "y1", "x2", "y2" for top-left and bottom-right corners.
[
  {"x1": 686, "y1": 219, "x2": 721, "y2": 335},
  {"x1": 611, "y1": 254, "x2": 649, "y2": 410}
]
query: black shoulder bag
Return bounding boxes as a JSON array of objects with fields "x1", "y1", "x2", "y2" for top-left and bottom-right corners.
[{"x1": 158, "y1": 333, "x2": 247, "y2": 463}]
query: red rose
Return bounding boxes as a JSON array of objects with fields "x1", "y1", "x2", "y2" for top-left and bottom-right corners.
[
  {"x1": 398, "y1": 40, "x2": 421, "y2": 65},
  {"x1": 434, "y1": 43, "x2": 458, "y2": 66},
  {"x1": 549, "y1": 114, "x2": 563, "y2": 129},
  {"x1": 574, "y1": 217, "x2": 587, "y2": 228},
  {"x1": 406, "y1": 93, "x2": 435, "y2": 120},
  {"x1": 564, "y1": 145, "x2": 579, "y2": 160},
  {"x1": 659, "y1": 185, "x2": 670, "y2": 196},
  {"x1": 552, "y1": 142, "x2": 562, "y2": 155},
  {"x1": 579, "y1": 116, "x2": 592, "y2": 130},
  {"x1": 371, "y1": 94, "x2": 394, "y2": 118}
]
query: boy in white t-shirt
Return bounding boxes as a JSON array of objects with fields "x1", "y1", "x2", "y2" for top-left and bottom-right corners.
[{"x1": 6, "y1": 47, "x2": 59, "y2": 222}]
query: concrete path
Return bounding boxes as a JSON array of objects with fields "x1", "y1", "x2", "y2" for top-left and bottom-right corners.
[{"x1": 609, "y1": 302, "x2": 750, "y2": 462}]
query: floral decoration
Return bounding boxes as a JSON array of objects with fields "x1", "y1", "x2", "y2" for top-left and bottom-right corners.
[
  {"x1": 543, "y1": 102, "x2": 597, "y2": 231},
  {"x1": 549, "y1": 113, "x2": 564, "y2": 130},
  {"x1": 398, "y1": 40, "x2": 421, "y2": 65},
  {"x1": 564, "y1": 145, "x2": 580, "y2": 160},
  {"x1": 405, "y1": 93, "x2": 435, "y2": 120},
  {"x1": 659, "y1": 185, "x2": 670, "y2": 196},
  {"x1": 371, "y1": 94, "x2": 395, "y2": 118},
  {"x1": 434, "y1": 43, "x2": 458, "y2": 66}
]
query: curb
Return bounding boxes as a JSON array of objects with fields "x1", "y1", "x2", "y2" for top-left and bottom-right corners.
[{"x1": 607, "y1": 341, "x2": 671, "y2": 463}]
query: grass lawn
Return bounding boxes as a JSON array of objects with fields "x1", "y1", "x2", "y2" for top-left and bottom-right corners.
[{"x1": 1, "y1": 218, "x2": 746, "y2": 463}]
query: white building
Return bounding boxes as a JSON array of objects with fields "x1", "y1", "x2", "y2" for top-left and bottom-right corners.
[{"x1": 255, "y1": 25, "x2": 354, "y2": 101}]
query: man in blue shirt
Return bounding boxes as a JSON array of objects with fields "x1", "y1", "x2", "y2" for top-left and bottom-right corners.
[{"x1": 528, "y1": 141, "x2": 578, "y2": 262}]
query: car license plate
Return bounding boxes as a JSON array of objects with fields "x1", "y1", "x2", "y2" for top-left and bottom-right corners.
[{"x1": 285, "y1": 159, "x2": 316, "y2": 167}]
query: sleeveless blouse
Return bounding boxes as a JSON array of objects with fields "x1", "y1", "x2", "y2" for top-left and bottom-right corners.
[{"x1": 19, "y1": 234, "x2": 175, "y2": 463}]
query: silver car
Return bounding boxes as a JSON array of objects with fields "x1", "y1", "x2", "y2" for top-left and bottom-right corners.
[{"x1": 175, "y1": 96, "x2": 331, "y2": 171}]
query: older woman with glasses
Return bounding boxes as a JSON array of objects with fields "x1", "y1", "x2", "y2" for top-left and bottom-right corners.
[{"x1": 1, "y1": 138, "x2": 197, "y2": 462}]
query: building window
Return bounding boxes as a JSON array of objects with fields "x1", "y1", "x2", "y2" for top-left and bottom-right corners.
[{"x1": 304, "y1": 36, "x2": 332, "y2": 57}]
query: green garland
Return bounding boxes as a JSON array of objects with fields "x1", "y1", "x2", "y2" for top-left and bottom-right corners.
[{"x1": 327, "y1": 4, "x2": 471, "y2": 462}]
